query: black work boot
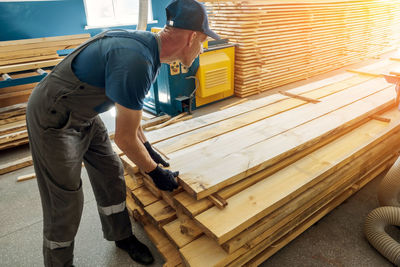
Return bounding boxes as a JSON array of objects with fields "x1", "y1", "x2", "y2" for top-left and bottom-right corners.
[{"x1": 115, "y1": 235, "x2": 154, "y2": 265}]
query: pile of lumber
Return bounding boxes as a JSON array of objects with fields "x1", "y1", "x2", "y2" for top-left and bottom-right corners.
[
  {"x1": 0, "y1": 104, "x2": 28, "y2": 150},
  {"x1": 201, "y1": 0, "x2": 400, "y2": 97},
  {"x1": 0, "y1": 34, "x2": 90, "y2": 150},
  {"x1": 120, "y1": 58, "x2": 400, "y2": 266}
]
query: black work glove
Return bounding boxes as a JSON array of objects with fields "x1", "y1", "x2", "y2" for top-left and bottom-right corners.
[
  {"x1": 146, "y1": 165, "x2": 179, "y2": 192},
  {"x1": 144, "y1": 141, "x2": 169, "y2": 167}
]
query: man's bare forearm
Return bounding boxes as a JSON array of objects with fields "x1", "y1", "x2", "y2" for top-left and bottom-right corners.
[
  {"x1": 114, "y1": 104, "x2": 156, "y2": 173},
  {"x1": 121, "y1": 135, "x2": 156, "y2": 173}
]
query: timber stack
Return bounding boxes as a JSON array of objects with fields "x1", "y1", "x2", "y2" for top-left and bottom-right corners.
[
  {"x1": 119, "y1": 57, "x2": 400, "y2": 266},
  {"x1": 0, "y1": 34, "x2": 90, "y2": 150},
  {"x1": 201, "y1": 0, "x2": 400, "y2": 97}
]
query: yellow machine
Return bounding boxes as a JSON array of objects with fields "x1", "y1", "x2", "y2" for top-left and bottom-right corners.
[{"x1": 195, "y1": 40, "x2": 235, "y2": 107}]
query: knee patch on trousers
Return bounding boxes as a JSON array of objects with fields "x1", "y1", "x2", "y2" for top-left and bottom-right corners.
[{"x1": 44, "y1": 177, "x2": 84, "y2": 243}]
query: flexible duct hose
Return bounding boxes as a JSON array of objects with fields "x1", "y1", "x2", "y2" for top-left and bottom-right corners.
[
  {"x1": 136, "y1": 0, "x2": 148, "y2": 31},
  {"x1": 364, "y1": 207, "x2": 400, "y2": 266},
  {"x1": 378, "y1": 156, "x2": 400, "y2": 207},
  {"x1": 364, "y1": 155, "x2": 400, "y2": 266}
]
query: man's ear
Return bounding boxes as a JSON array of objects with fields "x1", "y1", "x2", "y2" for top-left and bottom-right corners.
[{"x1": 187, "y1": 31, "x2": 197, "y2": 47}]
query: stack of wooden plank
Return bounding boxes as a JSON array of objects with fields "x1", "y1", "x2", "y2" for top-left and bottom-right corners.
[
  {"x1": 120, "y1": 58, "x2": 400, "y2": 266},
  {"x1": 201, "y1": 0, "x2": 400, "y2": 97},
  {"x1": 0, "y1": 104, "x2": 28, "y2": 150},
  {"x1": 0, "y1": 34, "x2": 90, "y2": 150}
]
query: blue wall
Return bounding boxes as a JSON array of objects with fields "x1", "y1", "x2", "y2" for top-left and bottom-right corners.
[{"x1": 0, "y1": 0, "x2": 170, "y2": 41}]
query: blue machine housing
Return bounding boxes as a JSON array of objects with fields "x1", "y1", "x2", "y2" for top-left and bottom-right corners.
[{"x1": 143, "y1": 58, "x2": 200, "y2": 116}]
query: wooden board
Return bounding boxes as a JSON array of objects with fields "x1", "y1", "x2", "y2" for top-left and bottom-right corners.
[
  {"x1": 0, "y1": 155, "x2": 32, "y2": 175},
  {"x1": 163, "y1": 219, "x2": 203, "y2": 249},
  {"x1": 0, "y1": 120, "x2": 26, "y2": 136},
  {"x1": 0, "y1": 59, "x2": 62, "y2": 74},
  {"x1": 124, "y1": 174, "x2": 143, "y2": 191},
  {"x1": 131, "y1": 186, "x2": 159, "y2": 208},
  {"x1": 144, "y1": 200, "x2": 177, "y2": 228}
]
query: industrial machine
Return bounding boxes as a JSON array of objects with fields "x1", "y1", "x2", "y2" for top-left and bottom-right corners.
[{"x1": 143, "y1": 28, "x2": 235, "y2": 116}]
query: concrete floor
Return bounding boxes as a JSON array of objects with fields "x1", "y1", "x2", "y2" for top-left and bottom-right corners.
[{"x1": 1, "y1": 52, "x2": 400, "y2": 266}]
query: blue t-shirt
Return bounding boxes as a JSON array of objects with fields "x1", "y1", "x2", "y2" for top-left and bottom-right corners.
[{"x1": 72, "y1": 30, "x2": 160, "y2": 112}]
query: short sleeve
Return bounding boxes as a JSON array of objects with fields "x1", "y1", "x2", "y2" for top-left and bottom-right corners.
[{"x1": 105, "y1": 48, "x2": 152, "y2": 110}]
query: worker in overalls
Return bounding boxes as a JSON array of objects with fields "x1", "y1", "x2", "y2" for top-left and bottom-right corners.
[{"x1": 26, "y1": 0, "x2": 220, "y2": 266}]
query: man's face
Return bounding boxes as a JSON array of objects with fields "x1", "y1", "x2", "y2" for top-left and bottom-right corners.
[{"x1": 181, "y1": 32, "x2": 207, "y2": 67}]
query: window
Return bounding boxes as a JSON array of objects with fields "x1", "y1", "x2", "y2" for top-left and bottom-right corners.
[{"x1": 83, "y1": 0, "x2": 155, "y2": 29}]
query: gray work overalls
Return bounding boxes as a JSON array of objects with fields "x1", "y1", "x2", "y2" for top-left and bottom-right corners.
[{"x1": 26, "y1": 30, "x2": 149, "y2": 267}]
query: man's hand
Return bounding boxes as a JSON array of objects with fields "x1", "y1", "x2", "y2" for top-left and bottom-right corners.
[
  {"x1": 143, "y1": 141, "x2": 169, "y2": 167},
  {"x1": 147, "y1": 165, "x2": 179, "y2": 192}
]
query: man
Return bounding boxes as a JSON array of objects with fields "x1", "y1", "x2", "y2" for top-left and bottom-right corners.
[{"x1": 26, "y1": 0, "x2": 220, "y2": 266}]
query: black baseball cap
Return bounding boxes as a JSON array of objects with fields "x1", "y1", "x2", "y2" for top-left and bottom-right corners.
[{"x1": 165, "y1": 0, "x2": 220, "y2": 40}]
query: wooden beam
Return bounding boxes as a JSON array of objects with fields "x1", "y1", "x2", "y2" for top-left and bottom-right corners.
[
  {"x1": 0, "y1": 59, "x2": 62, "y2": 74},
  {"x1": 279, "y1": 91, "x2": 320, "y2": 104},
  {"x1": 0, "y1": 130, "x2": 28, "y2": 145},
  {"x1": 0, "y1": 34, "x2": 90, "y2": 47},
  {"x1": 0, "y1": 120, "x2": 26, "y2": 136},
  {"x1": 126, "y1": 192, "x2": 147, "y2": 224},
  {"x1": 0, "y1": 115, "x2": 26, "y2": 126},
  {"x1": 145, "y1": 112, "x2": 188, "y2": 131},
  {"x1": 124, "y1": 174, "x2": 143, "y2": 191},
  {"x1": 0, "y1": 155, "x2": 32, "y2": 175},
  {"x1": 219, "y1": 98, "x2": 248, "y2": 110},
  {"x1": 208, "y1": 194, "x2": 228, "y2": 209},
  {"x1": 346, "y1": 69, "x2": 383, "y2": 77},
  {"x1": 141, "y1": 114, "x2": 171, "y2": 129},
  {"x1": 144, "y1": 200, "x2": 176, "y2": 228},
  {"x1": 17, "y1": 173, "x2": 36, "y2": 182},
  {"x1": 163, "y1": 219, "x2": 200, "y2": 248},
  {"x1": 0, "y1": 89, "x2": 33, "y2": 108},
  {"x1": 131, "y1": 186, "x2": 159, "y2": 208},
  {"x1": 370, "y1": 114, "x2": 391, "y2": 123}
]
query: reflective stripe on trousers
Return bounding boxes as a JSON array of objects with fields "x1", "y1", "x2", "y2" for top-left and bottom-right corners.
[
  {"x1": 44, "y1": 237, "x2": 73, "y2": 250},
  {"x1": 98, "y1": 201, "x2": 126, "y2": 216}
]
